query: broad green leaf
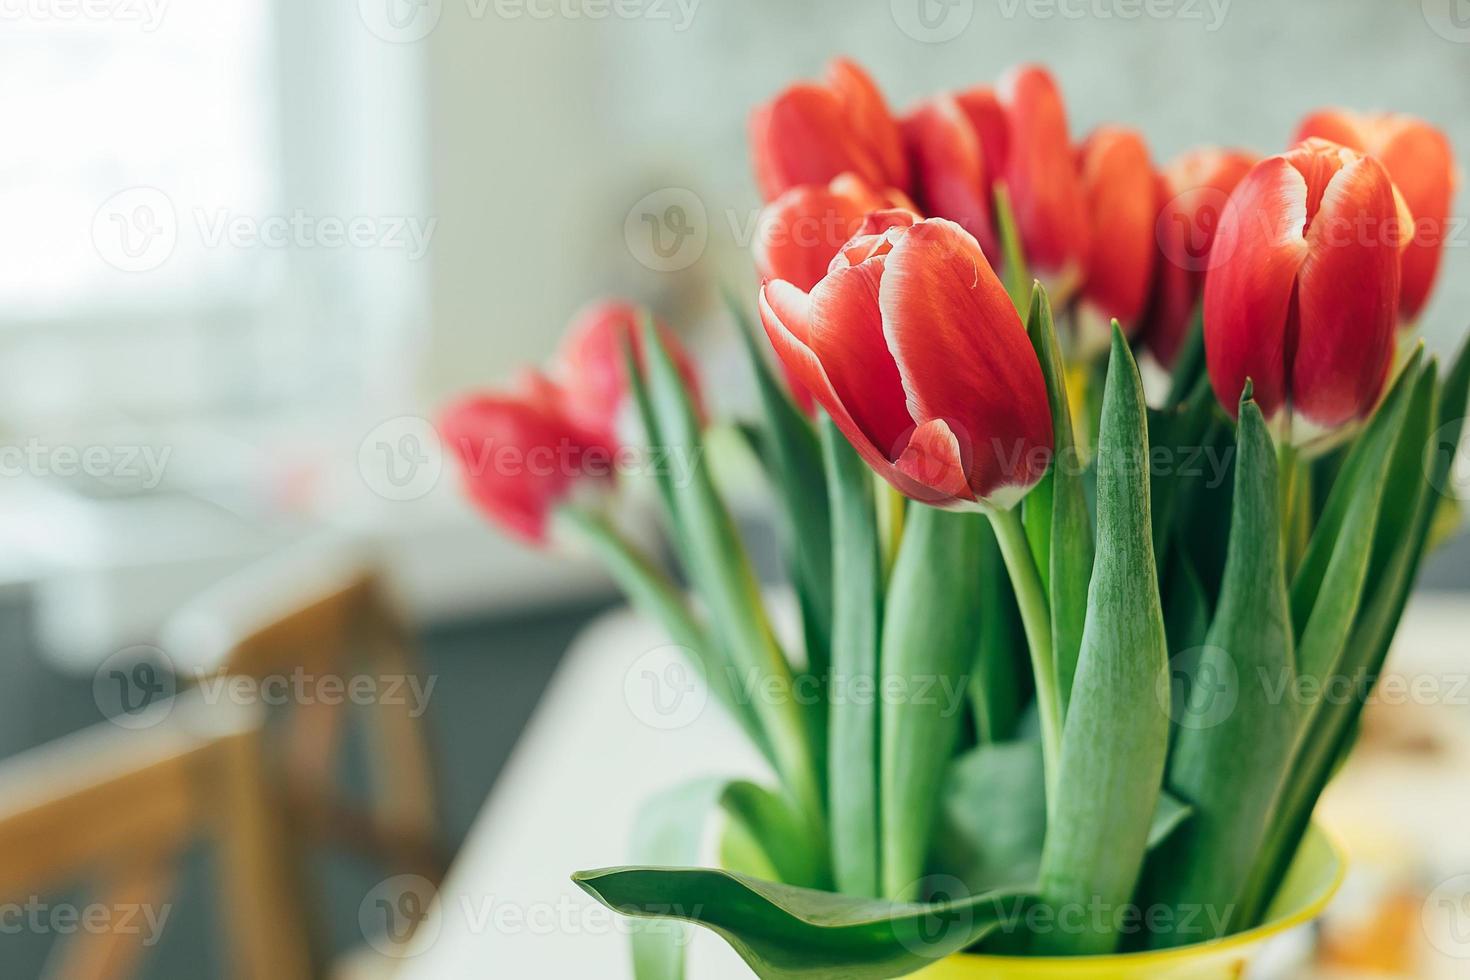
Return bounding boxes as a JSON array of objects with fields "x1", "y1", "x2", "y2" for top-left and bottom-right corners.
[
  {"x1": 880, "y1": 506, "x2": 984, "y2": 900},
  {"x1": 1034, "y1": 324, "x2": 1170, "y2": 956},
  {"x1": 1239, "y1": 353, "x2": 1451, "y2": 925},
  {"x1": 721, "y1": 781, "x2": 830, "y2": 891},
  {"x1": 628, "y1": 778, "x2": 733, "y2": 980},
  {"x1": 1138, "y1": 392, "x2": 1298, "y2": 948},
  {"x1": 1290, "y1": 349, "x2": 1421, "y2": 712},
  {"x1": 640, "y1": 321, "x2": 825, "y2": 833},
  {"x1": 1022, "y1": 284, "x2": 1092, "y2": 715},
  {"x1": 727, "y1": 293, "x2": 834, "y2": 681},
  {"x1": 935, "y1": 740, "x2": 1192, "y2": 895},
  {"x1": 820, "y1": 417, "x2": 883, "y2": 898},
  {"x1": 574, "y1": 866, "x2": 1033, "y2": 980}
]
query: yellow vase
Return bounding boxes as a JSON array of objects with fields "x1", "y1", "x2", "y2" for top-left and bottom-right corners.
[{"x1": 913, "y1": 826, "x2": 1343, "y2": 980}]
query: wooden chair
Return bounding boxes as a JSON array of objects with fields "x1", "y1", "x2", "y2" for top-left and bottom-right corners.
[
  {"x1": 162, "y1": 538, "x2": 446, "y2": 960},
  {"x1": 0, "y1": 692, "x2": 312, "y2": 980}
]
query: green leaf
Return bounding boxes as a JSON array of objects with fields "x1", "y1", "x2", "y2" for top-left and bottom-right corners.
[
  {"x1": 574, "y1": 867, "x2": 1034, "y2": 980},
  {"x1": 1034, "y1": 324, "x2": 1170, "y2": 956},
  {"x1": 1290, "y1": 349, "x2": 1422, "y2": 713},
  {"x1": 935, "y1": 740, "x2": 1192, "y2": 895},
  {"x1": 1239, "y1": 353, "x2": 1450, "y2": 925},
  {"x1": 820, "y1": 418, "x2": 884, "y2": 898},
  {"x1": 553, "y1": 506, "x2": 771, "y2": 762},
  {"x1": 640, "y1": 321, "x2": 825, "y2": 836},
  {"x1": 879, "y1": 506, "x2": 985, "y2": 900},
  {"x1": 727, "y1": 292, "x2": 834, "y2": 681},
  {"x1": 1022, "y1": 284, "x2": 1092, "y2": 715},
  {"x1": 721, "y1": 781, "x2": 830, "y2": 891},
  {"x1": 1138, "y1": 392, "x2": 1298, "y2": 947},
  {"x1": 993, "y1": 183, "x2": 1030, "y2": 314},
  {"x1": 627, "y1": 778, "x2": 734, "y2": 980}
]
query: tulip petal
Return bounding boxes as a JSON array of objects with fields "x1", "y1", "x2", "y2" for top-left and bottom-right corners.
[
  {"x1": 759, "y1": 283, "x2": 936, "y2": 502},
  {"x1": 750, "y1": 84, "x2": 884, "y2": 200},
  {"x1": 1291, "y1": 154, "x2": 1400, "y2": 430},
  {"x1": 1078, "y1": 127, "x2": 1158, "y2": 332},
  {"x1": 753, "y1": 181, "x2": 878, "y2": 292},
  {"x1": 1203, "y1": 158, "x2": 1310, "y2": 420},
  {"x1": 827, "y1": 58, "x2": 910, "y2": 192},
  {"x1": 1371, "y1": 119, "x2": 1454, "y2": 319},
  {"x1": 878, "y1": 218, "x2": 1053, "y2": 500},
  {"x1": 998, "y1": 65, "x2": 1090, "y2": 280},
  {"x1": 900, "y1": 98, "x2": 997, "y2": 257},
  {"x1": 895, "y1": 418, "x2": 974, "y2": 502},
  {"x1": 441, "y1": 395, "x2": 612, "y2": 544},
  {"x1": 808, "y1": 257, "x2": 916, "y2": 457}
]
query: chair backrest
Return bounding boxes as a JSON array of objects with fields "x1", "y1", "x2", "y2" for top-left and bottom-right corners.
[
  {"x1": 0, "y1": 693, "x2": 312, "y2": 980},
  {"x1": 162, "y1": 537, "x2": 445, "y2": 909}
]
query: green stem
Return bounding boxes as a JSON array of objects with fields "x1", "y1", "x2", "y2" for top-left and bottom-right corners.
[{"x1": 986, "y1": 505, "x2": 1061, "y2": 816}]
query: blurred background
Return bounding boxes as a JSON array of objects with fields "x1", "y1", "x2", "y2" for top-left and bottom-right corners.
[{"x1": 1, "y1": 0, "x2": 1469, "y2": 977}]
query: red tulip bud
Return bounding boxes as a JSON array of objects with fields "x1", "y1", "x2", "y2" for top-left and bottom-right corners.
[
  {"x1": 1140, "y1": 148, "x2": 1257, "y2": 367},
  {"x1": 996, "y1": 65, "x2": 1091, "y2": 292},
  {"x1": 1077, "y1": 126, "x2": 1158, "y2": 339},
  {"x1": 1294, "y1": 109, "x2": 1456, "y2": 321},
  {"x1": 759, "y1": 211, "x2": 1053, "y2": 508},
  {"x1": 753, "y1": 173, "x2": 914, "y2": 292},
  {"x1": 554, "y1": 300, "x2": 703, "y2": 442},
  {"x1": 1204, "y1": 139, "x2": 1405, "y2": 444},
  {"x1": 441, "y1": 374, "x2": 616, "y2": 545},
  {"x1": 750, "y1": 59, "x2": 907, "y2": 201}
]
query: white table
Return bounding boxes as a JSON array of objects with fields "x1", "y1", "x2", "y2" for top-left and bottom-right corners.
[{"x1": 394, "y1": 594, "x2": 1470, "y2": 978}]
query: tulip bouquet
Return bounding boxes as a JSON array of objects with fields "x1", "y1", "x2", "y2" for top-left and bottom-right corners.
[{"x1": 443, "y1": 59, "x2": 1468, "y2": 978}]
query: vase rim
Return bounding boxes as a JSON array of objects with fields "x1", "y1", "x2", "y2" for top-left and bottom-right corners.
[{"x1": 946, "y1": 824, "x2": 1345, "y2": 969}]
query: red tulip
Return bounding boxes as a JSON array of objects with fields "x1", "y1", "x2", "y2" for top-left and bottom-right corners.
[
  {"x1": 1077, "y1": 127, "x2": 1158, "y2": 338},
  {"x1": 900, "y1": 95, "x2": 998, "y2": 258},
  {"x1": 1140, "y1": 148, "x2": 1257, "y2": 367},
  {"x1": 1295, "y1": 109, "x2": 1456, "y2": 321},
  {"x1": 1204, "y1": 139, "x2": 1409, "y2": 443},
  {"x1": 902, "y1": 67, "x2": 1089, "y2": 294},
  {"x1": 753, "y1": 173, "x2": 913, "y2": 292},
  {"x1": 750, "y1": 59, "x2": 908, "y2": 201},
  {"x1": 441, "y1": 373, "x2": 616, "y2": 545},
  {"x1": 554, "y1": 300, "x2": 702, "y2": 441},
  {"x1": 996, "y1": 65, "x2": 1091, "y2": 291},
  {"x1": 758, "y1": 211, "x2": 1053, "y2": 508}
]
